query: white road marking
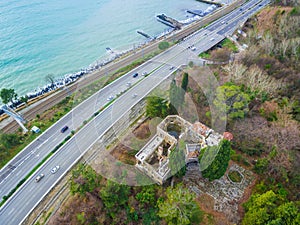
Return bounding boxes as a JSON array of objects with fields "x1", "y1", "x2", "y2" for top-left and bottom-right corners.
[
  {"x1": 8, "y1": 208, "x2": 14, "y2": 215},
  {"x1": 16, "y1": 170, "x2": 22, "y2": 176}
]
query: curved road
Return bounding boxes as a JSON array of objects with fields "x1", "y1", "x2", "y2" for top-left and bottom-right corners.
[{"x1": 0, "y1": 0, "x2": 270, "y2": 224}]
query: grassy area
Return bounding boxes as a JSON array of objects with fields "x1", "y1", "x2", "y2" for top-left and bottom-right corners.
[
  {"x1": 221, "y1": 38, "x2": 238, "y2": 52},
  {"x1": 199, "y1": 52, "x2": 211, "y2": 59},
  {"x1": 228, "y1": 170, "x2": 243, "y2": 183}
]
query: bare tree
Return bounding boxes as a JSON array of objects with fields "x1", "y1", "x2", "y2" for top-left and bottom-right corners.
[
  {"x1": 45, "y1": 74, "x2": 55, "y2": 87},
  {"x1": 224, "y1": 62, "x2": 247, "y2": 83},
  {"x1": 260, "y1": 32, "x2": 274, "y2": 55},
  {"x1": 226, "y1": 63, "x2": 284, "y2": 96}
]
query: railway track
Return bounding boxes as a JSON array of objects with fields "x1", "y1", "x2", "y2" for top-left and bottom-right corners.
[{"x1": 1, "y1": 0, "x2": 244, "y2": 134}]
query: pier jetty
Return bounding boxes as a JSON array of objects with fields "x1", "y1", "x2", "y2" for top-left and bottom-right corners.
[
  {"x1": 137, "y1": 30, "x2": 152, "y2": 39},
  {"x1": 187, "y1": 9, "x2": 206, "y2": 17},
  {"x1": 156, "y1": 14, "x2": 183, "y2": 29},
  {"x1": 195, "y1": 0, "x2": 223, "y2": 7}
]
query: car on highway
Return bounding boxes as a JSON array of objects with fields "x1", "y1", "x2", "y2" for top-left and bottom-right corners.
[
  {"x1": 51, "y1": 166, "x2": 60, "y2": 174},
  {"x1": 169, "y1": 66, "x2": 175, "y2": 70},
  {"x1": 191, "y1": 46, "x2": 196, "y2": 51},
  {"x1": 142, "y1": 72, "x2": 148, "y2": 76},
  {"x1": 35, "y1": 174, "x2": 44, "y2": 183},
  {"x1": 132, "y1": 73, "x2": 138, "y2": 78},
  {"x1": 60, "y1": 126, "x2": 68, "y2": 133},
  {"x1": 132, "y1": 93, "x2": 137, "y2": 98},
  {"x1": 107, "y1": 96, "x2": 114, "y2": 101},
  {"x1": 210, "y1": 38, "x2": 215, "y2": 41}
]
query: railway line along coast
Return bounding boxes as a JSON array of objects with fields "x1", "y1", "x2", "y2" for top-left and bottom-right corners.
[{"x1": 0, "y1": 0, "x2": 245, "y2": 134}]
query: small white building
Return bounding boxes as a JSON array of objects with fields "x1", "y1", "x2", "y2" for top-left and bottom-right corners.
[{"x1": 31, "y1": 126, "x2": 40, "y2": 133}]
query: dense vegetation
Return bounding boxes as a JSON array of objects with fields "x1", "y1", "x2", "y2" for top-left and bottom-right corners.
[
  {"x1": 36, "y1": 3, "x2": 300, "y2": 224},
  {"x1": 199, "y1": 140, "x2": 232, "y2": 181},
  {"x1": 227, "y1": 3, "x2": 300, "y2": 224},
  {"x1": 57, "y1": 164, "x2": 203, "y2": 225},
  {"x1": 0, "y1": 88, "x2": 18, "y2": 104}
]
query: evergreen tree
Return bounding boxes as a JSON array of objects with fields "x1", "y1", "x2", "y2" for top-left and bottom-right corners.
[
  {"x1": 181, "y1": 73, "x2": 189, "y2": 92},
  {"x1": 0, "y1": 88, "x2": 17, "y2": 104},
  {"x1": 169, "y1": 141, "x2": 186, "y2": 178},
  {"x1": 169, "y1": 79, "x2": 184, "y2": 110},
  {"x1": 146, "y1": 96, "x2": 169, "y2": 118},
  {"x1": 213, "y1": 82, "x2": 250, "y2": 120},
  {"x1": 99, "y1": 180, "x2": 130, "y2": 217},
  {"x1": 158, "y1": 183, "x2": 203, "y2": 225},
  {"x1": 69, "y1": 164, "x2": 101, "y2": 196},
  {"x1": 199, "y1": 140, "x2": 231, "y2": 181}
]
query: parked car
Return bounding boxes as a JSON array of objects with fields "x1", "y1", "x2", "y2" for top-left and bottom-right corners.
[
  {"x1": 35, "y1": 173, "x2": 45, "y2": 183},
  {"x1": 61, "y1": 125, "x2": 68, "y2": 133},
  {"x1": 51, "y1": 165, "x2": 60, "y2": 174}
]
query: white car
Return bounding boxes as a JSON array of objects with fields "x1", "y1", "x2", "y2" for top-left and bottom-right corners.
[
  {"x1": 35, "y1": 173, "x2": 45, "y2": 182},
  {"x1": 191, "y1": 46, "x2": 196, "y2": 51},
  {"x1": 107, "y1": 96, "x2": 114, "y2": 101},
  {"x1": 142, "y1": 72, "x2": 148, "y2": 76},
  {"x1": 51, "y1": 165, "x2": 60, "y2": 174}
]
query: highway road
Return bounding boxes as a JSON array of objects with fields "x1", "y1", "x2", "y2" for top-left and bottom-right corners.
[
  {"x1": 0, "y1": 0, "x2": 250, "y2": 192},
  {"x1": 0, "y1": 0, "x2": 270, "y2": 224}
]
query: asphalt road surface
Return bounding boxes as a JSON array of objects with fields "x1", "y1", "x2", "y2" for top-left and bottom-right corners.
[{"x1": 0, "y1": 0, "x2": 270, "y2": 224}]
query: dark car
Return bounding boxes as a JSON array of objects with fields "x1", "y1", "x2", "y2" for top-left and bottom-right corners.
[
  {"x1": 61, "y1": 125, "x2": 69, "y2": 133},
  {"x1": 132, "y1": 73, "x2": 138, "y2": 78}
]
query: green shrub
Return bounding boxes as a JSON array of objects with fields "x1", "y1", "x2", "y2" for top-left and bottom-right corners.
[
  {"x1": 228, "y1": 170, "x2": 243, "y2": 183},
  {"x1": 158, "y1": 41, "x2": 170, "y2": 50},
  {"x1": 254, "y1": 158, "x2": 269, "y2": 174}
]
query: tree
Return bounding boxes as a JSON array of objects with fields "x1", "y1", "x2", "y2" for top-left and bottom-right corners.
[
  {"x1": 146, "y1": 96, "x2": 169, "y2": 118},
  {"x1": 181, "y1": 73, "x2": 189, "y2": 92},
  {"x1": 99, "y1": 180, "x2": 130, "y2": 217},
  {"x1": 135, "y1": 185, "x2": 156, "y2": 207},
  {"x1": 0, "y1": 132, "x2": 21, "y2": 149},
  {"x1": 69, "y1": 164, "x2": 101, "y2": 196},
  {"x1": 158, "y1": 183, "x2": 203, "y2": 225},
  {"x1": 0, "y1": 88, "x2": 17, "y2": 104},
  {"x1": 158, "y1": 41, "x2": 170, "y2": 50},
  {"x1": 20, "y1": 95, "x2": 28, "y2": 104},
  {"x1": 210, "y1": 48, "x2": 231, "y2": 62},
  {"x1": 169, "y1": 79, "x2": 184, "y2": 111},
  {"x1": 169, "y1": 141, "x2": 186, "y2": 178},
  {"x1": 213, "y1": 82, "x2": 250, "y2": 120},
  {"x1": 45, "y1": 74, "x2": 55, "y2": 86},
  {"x1": 199, "y1": 140, "x2": 231, "y2": 181},
  {"x1": 242, "y1": 190, "x2": 300, "y2": 225}
]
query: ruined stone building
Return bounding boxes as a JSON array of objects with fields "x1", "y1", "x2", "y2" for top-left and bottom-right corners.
[{"x1": 135, "y1": 115, "x2": 227, "y2": 184}]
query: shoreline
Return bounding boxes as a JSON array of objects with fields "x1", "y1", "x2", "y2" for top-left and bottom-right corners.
[{"x1": 0, "y1": 3, "x2": 220, "y2": 122}]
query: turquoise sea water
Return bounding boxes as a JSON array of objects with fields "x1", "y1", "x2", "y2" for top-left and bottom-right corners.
[{"x1": 0, "y1": 0, "x2": 210, "y2": 96}]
